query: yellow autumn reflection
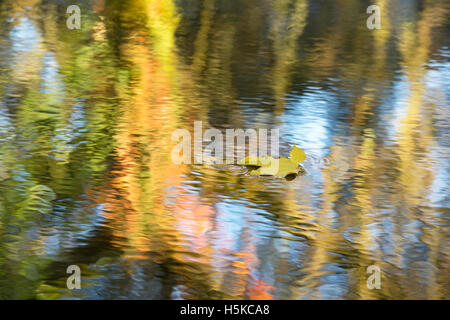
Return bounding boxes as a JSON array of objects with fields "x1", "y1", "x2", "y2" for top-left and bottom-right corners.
[{"x1": 0, "y1": 0, "x2": 448, "y2": 300}]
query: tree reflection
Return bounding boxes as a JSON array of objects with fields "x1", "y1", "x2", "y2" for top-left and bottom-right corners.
[{"x1": 0, "y1": 0, "x2": 448, "y2": 299}]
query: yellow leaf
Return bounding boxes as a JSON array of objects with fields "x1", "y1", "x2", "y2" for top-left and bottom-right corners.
[
  {"x1": 289, "y1": 144, "x2": 306, "y2": 164},
  {"x1": 237, "y1": 144, "x2": 306, "y2": 179},
  {"x1": 251, "y1": 157, "x2": 299, "y2": 177}
]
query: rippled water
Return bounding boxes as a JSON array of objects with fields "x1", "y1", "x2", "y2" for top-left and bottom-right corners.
[{"x1": 0, "y1": 0, "x2": 449, "y2": 299}]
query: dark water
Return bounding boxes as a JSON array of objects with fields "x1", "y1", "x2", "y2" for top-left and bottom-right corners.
[{"x1": 0, "y1": 0, "x2": 449, "y2": 299}]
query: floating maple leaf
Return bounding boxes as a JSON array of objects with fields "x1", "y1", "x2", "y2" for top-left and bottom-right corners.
[{"x1": 238, "y1": 144, "x2": 306, "y2": 179}]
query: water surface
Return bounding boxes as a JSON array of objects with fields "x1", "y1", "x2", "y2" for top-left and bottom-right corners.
[{"x1": 0, "y1": 0, "x2": 449, "y2": 299}]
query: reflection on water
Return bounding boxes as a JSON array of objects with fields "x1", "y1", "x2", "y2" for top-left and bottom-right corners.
[{"x1": 0, "y1": 0, "x2": 449, "y2": 299}]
